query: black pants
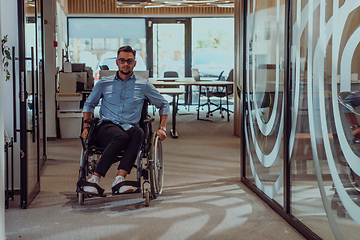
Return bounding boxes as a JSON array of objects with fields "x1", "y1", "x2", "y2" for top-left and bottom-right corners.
[{"x1": 94, "y1": 121, "x2": 144, "y2": 177}]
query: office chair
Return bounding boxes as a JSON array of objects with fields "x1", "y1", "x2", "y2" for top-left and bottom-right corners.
[
  {"x1": 100, "y1": 65, "x2": 109, "y2": 70},
  {"x1": 204, "y1": 69, "x2": 233, "y2": 119},
  {"x1": 194, "y1": 68, "x2": 221, "y2": 113},
  {"x1": 163, "y1": 71, "x2": 189, "y2": 112},
  {"x1": 164, "y1": 71, "x2": 179, "y2": 78}
]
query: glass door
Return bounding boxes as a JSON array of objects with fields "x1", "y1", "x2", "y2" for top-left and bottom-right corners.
[
  {"x1": 36, "y1": 0, "x2": 46, "y2": 167},
  {"x1": 243, "y1": 0, "x2": 286, "y2": 207},
  {"x1": 153, "y1": 22, "x2": 184, "y2": 78},
  {"x1": 18, "y1": 0, "x2": 42, "y2": 209},
  {"x1": 147, "y1": 18, "x2": 191, "y2": 79}
]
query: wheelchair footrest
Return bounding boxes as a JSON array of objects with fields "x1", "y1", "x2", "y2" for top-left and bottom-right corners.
[
  {"x1": 77, "y1": 179, "x2": 106, "y2": 197},
  {"x1": 112, "y1": 180, "x2": 141, "y2": 195}
]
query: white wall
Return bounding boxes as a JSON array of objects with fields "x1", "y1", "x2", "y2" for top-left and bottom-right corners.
[
  {"x1": 57, "y1": 2, "x2": 68, "y2": 71},
  {"x1": 1, "y1": 0, "x2": 21, "y2": 191},
  {"x1": 1, "y1": 0, "x2": 19, "y2": 237},
  {"x1": 41, "y1": 2, "x2": 67, "y2": 139},
  {"x1": 0, "y1": 0, "x2": 5, "y2": 237},
  {"x1": 43, "y1": 0, "x2": 57, "y2": 138}
]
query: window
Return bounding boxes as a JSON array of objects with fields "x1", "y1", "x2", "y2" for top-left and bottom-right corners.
[{"x1": 68, "y1": 18, "x2": 146, "y2": 78}]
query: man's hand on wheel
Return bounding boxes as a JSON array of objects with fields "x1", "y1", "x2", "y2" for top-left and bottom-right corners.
[
  {"x1": 81, "y1": 128, "x2": 89, "y2": 139},
  {"x1": 156, "y1": 129, "x2": 167, "y2": 141}
]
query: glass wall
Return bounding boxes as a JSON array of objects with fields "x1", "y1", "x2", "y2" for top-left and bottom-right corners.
[
  {"x1": 241, "y1": 0, "x2": 360, "y2": 239},
  {"x1": 67, "y1": 17, "x2": 235, "y2": 82},
  {"x1": 244, "y1": 0, "x2": 286, "y2": 206}
]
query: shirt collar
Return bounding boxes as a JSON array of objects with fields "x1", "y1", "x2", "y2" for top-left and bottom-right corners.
[{"x1": 115, "y1": 71, "x2": 136, "y2": 82}]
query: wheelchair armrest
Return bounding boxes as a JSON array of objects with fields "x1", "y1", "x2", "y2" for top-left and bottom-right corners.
[
  {"x1": 143, "y1": 117, "x2": 155, "y2": 124},
  {"x1": 84, "y1": 117, "x2": 100, "y2": 126}
]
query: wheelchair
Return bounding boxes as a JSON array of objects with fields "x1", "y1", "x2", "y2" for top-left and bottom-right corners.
[{"x1": 76, "y1": 100, "x2": 164, "y2": 207}]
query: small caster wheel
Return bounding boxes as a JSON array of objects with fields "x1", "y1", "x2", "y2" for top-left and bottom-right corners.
[
  {"x1": 337, "y1": 206, "x2": 346, "y2": 218},
  {"x1": 221, "y1": 115, "x2": 224, "y2": 118},
  {"x1": 145, "y1": 189, "x2": 150, "y2": 207},
  {"x1": 210, "y1": 113, "x2": 213, "y2": 116},
  {"x1": 206, "y1": 114, "x2": 209, "y2": 117},
  {"x1": 331, "y1": 200, "x2": 338, "y2": 210},
  {"x1": 79, "y1": 192, "x2": 84, "y2": 205}
]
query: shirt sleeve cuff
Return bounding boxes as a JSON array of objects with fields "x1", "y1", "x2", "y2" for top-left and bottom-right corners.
[
  {"x1": 82, "y1": 105, "x2": 94, "y2": 114},
  {"x1": 158, "y1": 105, "x2": 170, "y2": 115}
]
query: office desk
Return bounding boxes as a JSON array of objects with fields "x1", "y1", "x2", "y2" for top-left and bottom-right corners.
[
  {"x1": 157, "y1": 88, "x2": 186, "y2": 138},
  {"x1": 150, "y1": 77, "x2": 194, "y2": 82},
  {"x1": 151, "y1": 78, "x2": 202, "y2": 104},
  {"x1": 150, "y1": 79, "x2": 196, "y2": 87},
  {"x1": 151, "y1": 79, "x2": 196, "y2": 105},
  {"x1": 151, "y1": 80, "x2": 233, "y2": 121}
]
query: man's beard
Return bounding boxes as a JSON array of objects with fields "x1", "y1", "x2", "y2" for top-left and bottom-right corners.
[{"x1": 120, "y1": 69, "x2": 132, "y2": 75}]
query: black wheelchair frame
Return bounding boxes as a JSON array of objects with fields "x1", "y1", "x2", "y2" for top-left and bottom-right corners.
[{"x1": 76, "y1": 100, "x2": 164, "y2": 207}]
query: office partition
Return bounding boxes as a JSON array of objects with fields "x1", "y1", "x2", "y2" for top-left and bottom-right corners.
[{"x1": 239, "y1": 0, "x2": 360, "y2": 239}]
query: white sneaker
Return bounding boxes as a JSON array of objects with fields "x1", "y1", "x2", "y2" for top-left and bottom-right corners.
[
  {"x1": 83, "y1": 175, "x2": 100, "y2": 195},
  {"x1": 112, "y1": 176, "x2": 138, "y2": 194}
]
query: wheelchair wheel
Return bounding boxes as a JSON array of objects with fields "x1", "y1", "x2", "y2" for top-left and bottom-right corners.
[
  {"x1": 150, "y1": 134, "x2": 164, "y2": 199},
  {"x1": 79, "y1": 149, "x2": 87, "y2": 180},
  {"x1": 145, "y1": 189, "x2": 150, "y2": 207},
  {"x1": 78, "y1": 149, "x2": 87, "y2": 205},
  {"x1": 149, "y1": 160, "x2": 157, "y2": 199},
  {"x1": 79, "y1": 192, "x2": 85, "y2": 205}
]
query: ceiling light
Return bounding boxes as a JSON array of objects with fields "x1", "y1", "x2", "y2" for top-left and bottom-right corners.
[
  {"x1": 183, "y1": 0, "x2": 217, "y2": 3},
  {"x1": 144, "y1": 4, "x2": 165, "y2": 8},
  {"x1": 117, "y1": 0, "x2": 148, "y2": 4},
  {"x1": 217, "y1": 4, "x2": 234, "y2": 8}
]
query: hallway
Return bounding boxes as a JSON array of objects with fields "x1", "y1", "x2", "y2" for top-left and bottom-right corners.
[{"x1": 5, "y1": 111, "x2": 305, "y2": 239}]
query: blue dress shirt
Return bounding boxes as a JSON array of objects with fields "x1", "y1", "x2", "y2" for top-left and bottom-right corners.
[{"x1": 83, "y1": 74, "x2": 170, "y2": 130}]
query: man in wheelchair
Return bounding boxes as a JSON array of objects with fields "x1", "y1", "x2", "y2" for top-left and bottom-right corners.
[
  {"x1": 341, "y1": 91, "x2": 360, "y2": 142},
  {"x1": 80, "y1": 46, "x2": 169, "y2": 196}
]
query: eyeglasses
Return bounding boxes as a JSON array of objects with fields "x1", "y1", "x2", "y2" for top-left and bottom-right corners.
[{"x1": 117, "y1": 58, "x2": 135, "y2": 65}]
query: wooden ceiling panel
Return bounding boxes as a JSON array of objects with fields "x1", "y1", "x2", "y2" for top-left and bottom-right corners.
[{"x1": 67, "y1": 0, "x2": 234, "y2": 15}]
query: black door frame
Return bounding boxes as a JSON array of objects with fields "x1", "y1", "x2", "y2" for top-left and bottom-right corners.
[
  {"x1": 17, "y1": 0, "x2": 41, "y2": 209},
  {"x1": 146, "y1": 18, "x2": 191, "y2": 78},
  {"x1": 38, "y1": 0, "x2": 47, "y2": 168}
]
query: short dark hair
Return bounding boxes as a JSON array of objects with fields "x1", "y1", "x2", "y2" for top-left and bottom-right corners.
[{"x1": 117, "y1": 46, "x2": 136, "y2": 58}]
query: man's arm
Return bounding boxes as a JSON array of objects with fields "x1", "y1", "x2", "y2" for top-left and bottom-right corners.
[
  {"x1": 81, "y1": 80, "x2": 103, "y2": 139},
  {"x1": 144, "y1": 79, "x2": 170, "y2": 141},
  {"x1": 81, "y1": 112, "x2": 94, "y2": 139},
  {"x1": 156, "y1": 114, "x2": 168, "y2": 141}
]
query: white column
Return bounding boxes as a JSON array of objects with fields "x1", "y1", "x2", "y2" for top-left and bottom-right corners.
[{"x1": 43, "y1": 0, "x2": 57, "y2": 139}]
